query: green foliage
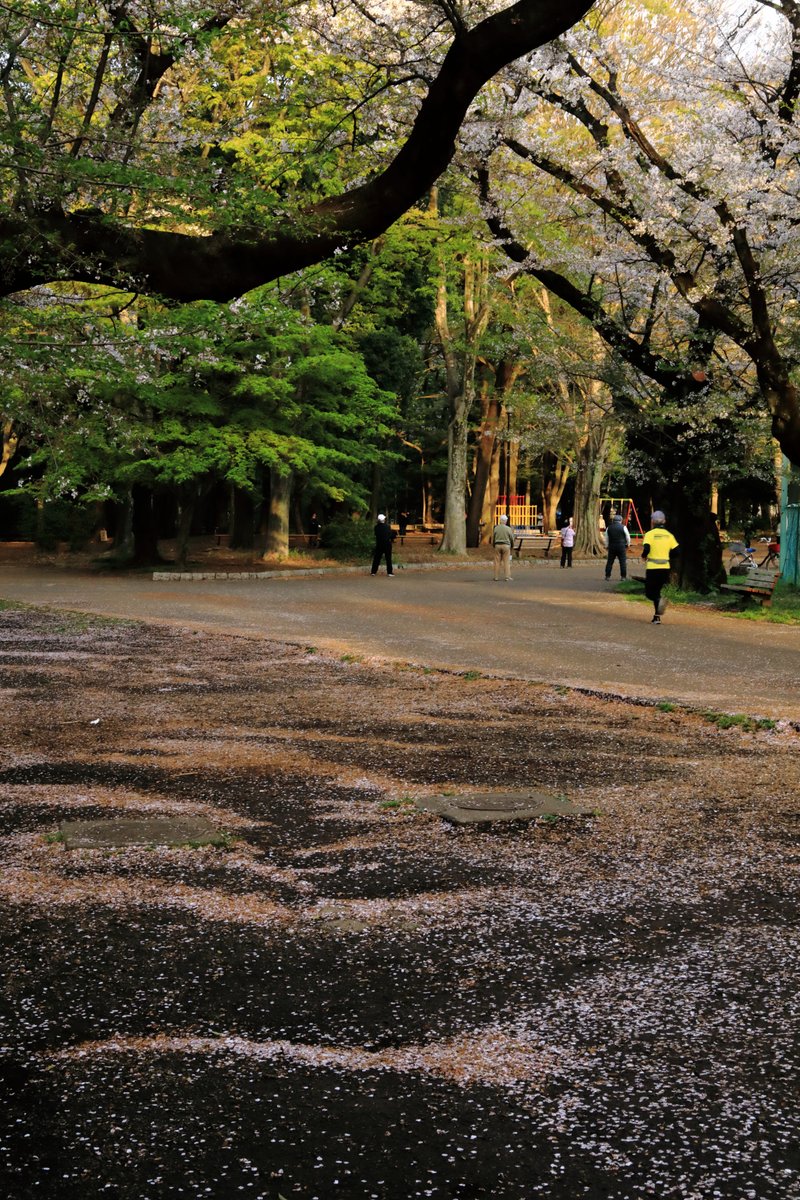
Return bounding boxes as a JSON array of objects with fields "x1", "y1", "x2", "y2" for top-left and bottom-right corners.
[
  {"x1": 0, "y1": 493, "x2": 98, "y2": 550},
  {"x1": 699, "y1": 710, "x2": 775, "y2": 733},
  {"x1": 318, "y1": 513, "x2": 375, "y2": 560},
  {"x1": 1, "y1": 287, "x2": 399, "y2": 515}
]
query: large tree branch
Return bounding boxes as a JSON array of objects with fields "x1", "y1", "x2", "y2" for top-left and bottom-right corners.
[{"x1": 0, "y1": 0, "x2": 595, "y2": 301}]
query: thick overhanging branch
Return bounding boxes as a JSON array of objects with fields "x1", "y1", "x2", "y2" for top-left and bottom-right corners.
[{"x1": 0, "y1": 0, "x2": 595, "y2": 302}]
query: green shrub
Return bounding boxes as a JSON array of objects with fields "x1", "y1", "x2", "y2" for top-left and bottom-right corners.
[
  {"x1": 0, "y1": 492, "x2": 37, "y2": 540},
  {"x1": 319, "y1": 513, "x2": 375, "y2": 561},
  {"x1": 35, "y1": 499, "x2": 98, "y2": 551}
]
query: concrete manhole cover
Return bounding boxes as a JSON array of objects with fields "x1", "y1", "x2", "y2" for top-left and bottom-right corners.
[
  {"x1": 416, "y1": 789, "x2": 596, "y2": 825},
  {"x1": 58, "y1": 816, "x2": 227, "y2": 850}
]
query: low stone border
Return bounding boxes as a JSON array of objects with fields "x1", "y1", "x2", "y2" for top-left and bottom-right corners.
[{"x1": 152, "y1": 559, "x2": 578, "y2": 581}]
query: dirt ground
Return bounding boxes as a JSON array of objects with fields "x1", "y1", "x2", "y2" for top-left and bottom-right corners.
[{"x1": 1, "y1": 604, "x2": 799, "y2": 1200}]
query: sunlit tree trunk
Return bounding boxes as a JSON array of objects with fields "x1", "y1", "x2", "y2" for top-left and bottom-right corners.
[
  {"x1": 263, "y1": 468, "x2": 292, "y2": 560},
  {"x1": 1, "y1": 419, "x2": 18, "y2": 479}
]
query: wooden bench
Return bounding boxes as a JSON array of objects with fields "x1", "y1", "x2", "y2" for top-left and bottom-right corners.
[
  {"x1": 397, "y1": 530, "x2": 440, "y2": 546},
  {"x1": 513, "y1": 533, "x2": 561, "y2": 559},
  {"x1": 720, "y1": 568, "x2": 780, "y2": 607}
]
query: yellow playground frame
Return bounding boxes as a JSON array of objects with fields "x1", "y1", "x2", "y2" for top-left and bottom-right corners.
[{"x1": 495, "y1": 496, "x2": 539, "y2": 528}]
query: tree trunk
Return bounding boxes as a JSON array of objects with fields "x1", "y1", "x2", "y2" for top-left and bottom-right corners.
[
  {"x1": 263, "y1": 468, "x2": 292, "y2": 560},
  {"x1": 1, "y1": 418, "x2": 18, "y2": 479},
  {"x1": 131, "y1": 485, "x2": 164, "y2": 565},
  {"x1": 434, "y1": 252, "x2": 492, "y2": 555},
  {"x1": 370, "y1": 460, "x2": 381, "y2": 520},
  {"x1": 441, "y1": 402, "x2": 470, "y2": 553},
  {"x1": 541, "y1": 451, "x2": 571, "y2": 533},
  {"x1": 109, "y1": 490, "x2": 135, "y2": 562},
  {"x1": 230, "y1": 487, "x2": 255, "y2": 550},
  {"x1": 467, "y1": 387, "x2": 501, "y2": 547},
  {"x1": 663, "y1": 473, "x2": 726, "y2": 592},
  {"x1": 175, "y1": 486, "x2": 197, "y2": 570},
  {"x1": 422, "y1": 476, "x2": 434, "y2": 528},
  {"x1": 508, "y1": 437, "x2": 520, "y2": 500},
  {"x1": 481, "y1": 438, "x2": 503, "y2": 541},
  {"x1": 573, "y1": 426, "x2": 610, "y2": 556}
]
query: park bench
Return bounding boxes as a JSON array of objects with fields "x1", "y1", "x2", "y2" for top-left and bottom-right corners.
[
  {"x1": 720, "y1": 568, "x2": 780, "y2": 607},
  {"x1": 513, "y1": 533, "x2": 561, "y2": 559},
  {"x1": 397, "y1": 529, "x2": 441, "y2": 546}
]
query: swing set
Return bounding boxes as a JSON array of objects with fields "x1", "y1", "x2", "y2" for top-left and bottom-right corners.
[{"x1": 599, "y1": 497, "x2": 644, "y2": 538}]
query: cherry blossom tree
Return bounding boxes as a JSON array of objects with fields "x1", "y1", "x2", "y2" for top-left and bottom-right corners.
[{"x1": 471, "y1": 0, "x2": 800, "y2": 470}]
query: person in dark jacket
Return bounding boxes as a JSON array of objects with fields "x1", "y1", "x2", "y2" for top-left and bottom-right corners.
[
  {"x1": 371, "y1": 514, "x2": 395, "y2": 576},
  {"x1": 604, "y1": 514, "x2": 630, "y2": 580}
]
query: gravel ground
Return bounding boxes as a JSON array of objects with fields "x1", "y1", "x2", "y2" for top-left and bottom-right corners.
[{"x1": 1, "y1": 606, "x2": 799, "y2": 1200}]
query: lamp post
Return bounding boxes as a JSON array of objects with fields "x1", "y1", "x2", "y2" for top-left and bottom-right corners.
[{"x1": 505, "y1": 406, "x2": 513, "y2": 521}]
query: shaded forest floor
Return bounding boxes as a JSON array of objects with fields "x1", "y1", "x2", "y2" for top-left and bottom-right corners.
[{"x1": 1, "y1": 605, "x2": 799, "y2": 1199}]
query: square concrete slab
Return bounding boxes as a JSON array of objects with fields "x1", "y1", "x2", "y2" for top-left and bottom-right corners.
[
  {"x1": 416, "y1": 790, "x2": 596, "y2": 825},
  {"x1": 58, "y1": 816, "x2": 226, "y2": 850}
]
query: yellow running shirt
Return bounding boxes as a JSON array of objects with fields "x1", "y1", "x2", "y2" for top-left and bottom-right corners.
[{"x1": 642, "y1": 527, "x2": 678, "y2": 568}]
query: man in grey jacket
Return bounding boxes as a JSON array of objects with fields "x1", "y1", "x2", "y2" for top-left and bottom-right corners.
[{"x1": 492, "y1": 514, "x2": 515, "y2": 581}]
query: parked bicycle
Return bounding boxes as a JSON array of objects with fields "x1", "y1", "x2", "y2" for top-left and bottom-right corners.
[
  {"x1": 727, "y1": 538, "x2": 780, "y2": 571},
  {"x1": 727, "y1": 541, "x2": 758, "y2": 571}
]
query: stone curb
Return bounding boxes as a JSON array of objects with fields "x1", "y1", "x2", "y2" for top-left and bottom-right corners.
[{"x1": 151, "y1": 559, "x2": 575, "y2": 581}]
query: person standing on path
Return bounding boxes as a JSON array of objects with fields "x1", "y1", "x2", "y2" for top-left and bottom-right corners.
[
  {"x1": 371, "y1": 514, "x2": 395, "y2": 576},
  {"x1": 560, "y1": 517, "x2": 575, "y2": 568},
  {"x1": 492, "y1": 514, "x2": 515, "y2": 581},
  {"x1": 604, "y1": 514, "x2": 630, "y2": 580},
  {"x1": 642, "y1": 510, "x2": 679, "y2": 624}
]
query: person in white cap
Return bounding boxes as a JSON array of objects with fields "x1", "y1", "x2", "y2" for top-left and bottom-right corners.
[
  {"x1": 371, "y1": 513, "x2": 395, "y2": 576},
  {"x1": 641, "y1": 510, "x2": 679, "y2": 624},
  {"x1": 491, "y1": 513, "x2": 515, "y2": 581}
]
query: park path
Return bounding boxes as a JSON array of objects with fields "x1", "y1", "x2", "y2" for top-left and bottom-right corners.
[{"x1": 1, "y1": 560, "x2": 798, "y2": 720}]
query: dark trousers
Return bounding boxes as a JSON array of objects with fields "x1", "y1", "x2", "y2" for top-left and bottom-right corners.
[
  {"x1": 371, "y1": 547, "x2": 393, "y2": 575},
  {"x1": 644, "y1": 568, "x2": 670, "y2": 613},
  {"x1": 560, "y1": 545, "x2": 573, "y2": 567},
  {"x1": 605, "y1": 547, "x2": 627, "y2": 579}
]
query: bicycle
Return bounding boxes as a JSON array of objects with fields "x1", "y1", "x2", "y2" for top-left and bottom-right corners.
[
  {"x1": 757, "y1": 540, "x2": 780, "y2": 568},
  {"x1": 727, "y1": 541, "x2": 758, "y2": 571}
]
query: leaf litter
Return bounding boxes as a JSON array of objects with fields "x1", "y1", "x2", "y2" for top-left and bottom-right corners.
[{"x1": 0, "y1": 606, "x2": 799, "y2": 1198}]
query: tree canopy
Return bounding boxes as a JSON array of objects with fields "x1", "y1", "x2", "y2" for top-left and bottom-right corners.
[{"x1": 0, "y1": 0, "x2": 595, "y2": 300}]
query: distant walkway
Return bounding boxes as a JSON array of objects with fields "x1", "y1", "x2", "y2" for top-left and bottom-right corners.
[{"x1": 1, "y1": 561, "x2": 798, "y2": 721}]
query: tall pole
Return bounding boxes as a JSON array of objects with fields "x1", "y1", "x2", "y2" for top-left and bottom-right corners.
[{"x1": 505, "y1": 407, "x2": 512, "y2": 520}]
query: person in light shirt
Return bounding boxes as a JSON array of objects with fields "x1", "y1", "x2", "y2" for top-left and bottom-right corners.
[
  {"x1": 560, "y1": 517, "x2": 575, "y2": 568},
  {"x1": 491, "y1": 514, "x2": 515, "y2": 581}
]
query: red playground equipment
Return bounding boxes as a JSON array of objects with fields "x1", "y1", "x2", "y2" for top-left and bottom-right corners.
[{"x1": 599, "y1": 497, "x2": 644, "y2": 537}]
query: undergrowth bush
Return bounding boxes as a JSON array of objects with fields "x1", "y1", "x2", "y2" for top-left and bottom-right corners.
[{"x1": 318, "y1": 514, "x2": 375, "y2": 561}]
